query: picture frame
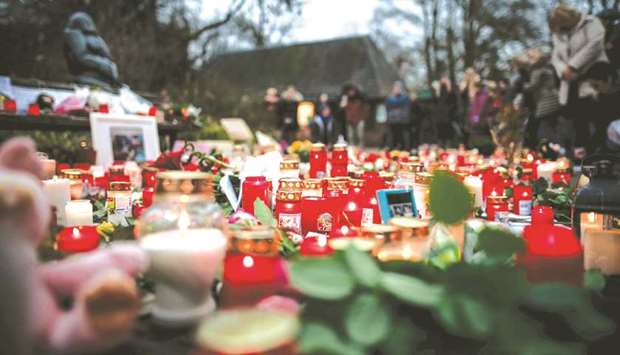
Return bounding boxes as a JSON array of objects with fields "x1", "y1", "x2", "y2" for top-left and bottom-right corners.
[
  {"x1": 90, "y1": 113, "x2": 161, "y2": 167},
  {"x1": 377, "y1": 188, "x2": 417, "y2": 224}
]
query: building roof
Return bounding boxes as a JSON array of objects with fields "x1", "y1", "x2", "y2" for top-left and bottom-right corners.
[{"x1": 201, "y1": 35, "x2": 401, "y2": 99}]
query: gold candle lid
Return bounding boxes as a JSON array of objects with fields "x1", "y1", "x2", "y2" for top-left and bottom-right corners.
[
  {"x1": 311, "y1": 143, "x2": 326, "y2": 151},
  {"x1": 380, "y1": 171, "x2": 395, "y2": 181},
  {"x1": 399, "y1": 162, "x2": 424, "y2": 173},
  {"x1": 280, "y1": 160, "x2": 300, "y2": 170},
  {"x1": 276, "y1": 190, "x2": 302, "y2": 202},
  {"x1": 349, "y1": 179, "x2": 365, "y2": 188},
  {"x1": 327, "y1": 177, "x2": 349, "y2": 190},
  {"x1": 109, "y1": 165, "x2": 125, "y2": 175},
  {"x1": 415, "y1": 172, "x2": 433, "y2": 185},
  {"x1": 60, "y1": 169, "x2": 83, "y2": 180},
  {"x1": 359, "y1": 224, "x2": 402, "y2": 243},
  {"x1": 302, "y1": 178, "x2": 323, "y2": 190},
  {"x1": 279, "y1": 178, "x2": 302, "y2": 192},
  {"x1": 389, "y1": 217, "x2": 430, "y2": 238},
  {"x1": 156, "y1": 171, "x2": 213, "y2": 198}
]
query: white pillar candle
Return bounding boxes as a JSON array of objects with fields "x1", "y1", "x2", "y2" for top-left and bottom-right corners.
[
  {"x1": 124, "y1": 161, "x2": 142, "y2": 189},
  {"x1": 65, "y1": 200, "x2": 94, "y2": 226},
  {"x1": 90, "y1": 165, "x2": 105, "y2": 178},
  {"x1": 537, "y1": 162, "x2": 558, "y2": 183},
  {"x1": 43, "y1": 177, "x2": 71, "y2": 225},
  {"x1": 464, "y1": 176, "x2": 483, "y2": 208}
]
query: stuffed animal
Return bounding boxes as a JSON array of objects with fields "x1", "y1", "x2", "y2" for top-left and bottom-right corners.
[{"x1": 0, "y1": 137, "x2": 149, "y2": 354}]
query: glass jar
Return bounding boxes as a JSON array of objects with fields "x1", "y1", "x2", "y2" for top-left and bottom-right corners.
[
  {"x1": 343, "y1": 179, "x2": 365, "y2": 227},
  {"x1": 274, "y1": 190, "x2": 302, "y2": 234},
  {"x1": 301, "y1": 195, "x2": 332, "y2": 235},
  {"x1": 135, "y1": 171, "x2": 224, "y2": 238},
  {"x1": 309, "y1": 143, "x2": 327, "y2": 178},
  {"x1": 413, "y1": 172, "x2": 432, "y2": 219},
  {"x1": 61, "y1": 169, "x2": 84, "y2": 199},
  {"x1": 394, "y1": 162, "x2": 423, "y2": 190},
  {"x1": 330, "y1": 143, "x2": 348, "y2": 177},
  {"x1": 302, "y1": 178, "x2": 323, "y2": 198},
  {"x1": 512, "y1": 185, "x2": 533, "y2": 216},
  {"x1": 109, "y1": 164, "x2": 129, "y2": 183},
  {"x1": 242, "y1": 176, "x2": 271, "y2": 215},
  {"x1": 279, "y1": 160, "x2": 300, "y2": 179},
  {"x1": 106, "y1": 181, "x2": 133, "y2": 218}
]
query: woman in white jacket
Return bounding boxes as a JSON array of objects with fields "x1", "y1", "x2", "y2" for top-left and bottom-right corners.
[{"x1": 549, "y1": 5, "x2": 611, "y2": 157}]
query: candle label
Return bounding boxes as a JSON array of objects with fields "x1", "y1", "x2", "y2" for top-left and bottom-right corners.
[
  {"x1": 518, "y1": 200, "x2": 532, "y2": 216},
  {"x1": 361, "y1": 208, "x2": 374, "y2": 226},
  {"x1": 107, "y1": 194, "x2": 132, "y2": 217},
  {"x1": 317, "y1": 213, "x2": 333, "y2": 233},
  {"x1": 278, "y1": 213, "x2": 301, "y2": 234}
]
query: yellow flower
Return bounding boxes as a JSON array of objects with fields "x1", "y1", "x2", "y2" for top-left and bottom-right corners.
[{"x1": 97, "y1": 222, "x2": 115, "y2": 237}]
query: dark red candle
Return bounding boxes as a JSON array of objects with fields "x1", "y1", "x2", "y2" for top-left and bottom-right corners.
[
  {"x1": 361, "y1": 171, "x2": 384, "y2": 225},
  {"x1": 301, "y1": 196, "x2": 333, "y2": 235},
  {"x1": 343, "y1": 179, "x2": 365, "y2": 227},
  {"x1": 57, "y1": 226, "x2": 100, "y2": 253},
  {"x1": 3, "y1": 99, "x2": 17, "y2": 113},
  {"x1": 142, "y1": 187, "x2": 155, "y2": 208},
  {"x1": 241, "y1": 176, "x2": 270, "y2": 216},
  {"x1": 27, "y1": 103, "x2": 40, "y2": 116},
  {"x1": 309, "y1": 143, "x2": 327, "y2": 178}
]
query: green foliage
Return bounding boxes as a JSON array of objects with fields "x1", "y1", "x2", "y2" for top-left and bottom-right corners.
[
  {"x1": 291, "y1": 240, "x2": 613, "y2": 355},
  {"x1": 253, "y1": 198, "x2": 276, "y2": 227},
  {"x1": 429, "y1": 170, "x2": 473, "y2": 225},
  {"x1": 532, "y1": 178, "x2": 572, "y2": 225},
  {"x1": 177, "y1": 116, "x2": 229, "y2": 141},
  {"x1": 471, "y1": 226, "x2": 525, "y2": 265}
]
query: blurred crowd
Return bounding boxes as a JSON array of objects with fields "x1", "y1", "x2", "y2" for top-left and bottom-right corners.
[{"x1": 264, "y1": 4, "x2": 620, "y2": 160}]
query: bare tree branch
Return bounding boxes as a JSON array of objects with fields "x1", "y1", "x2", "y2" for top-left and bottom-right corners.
[{"x1": 187, "y1": 0, "x2": 245, "y2": 41}]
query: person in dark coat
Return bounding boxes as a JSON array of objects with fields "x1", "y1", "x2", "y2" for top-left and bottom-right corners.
[
  {"x1": 385, "y1": 81, "x2": 411, "y2": 150},
  {"x1": 311, "y1": 105, "x2": 337, "y2": 146}
]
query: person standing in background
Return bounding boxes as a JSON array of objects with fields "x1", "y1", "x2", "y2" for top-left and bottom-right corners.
[
  {"x1": 385, "y1": 81, "x2": 411, "y2": 150},
  {"x1": 340, "y1": 84, "x2": 366, "y2": 148},
  {"x1": 523, "y1": 48, "x2": 561, "y2": 149},
  {"x1": 435, "y1": 77, "x2": 458, "y2": 146},
  {"x1": 279, "y1": 85, "x2": 303, "y2": 144},
  {"x1": 549, "y1": 4, "x2": 610, "y2": 158},
  {"x1": 310, "y1": 104, "x2": 337, "y2": 146}
]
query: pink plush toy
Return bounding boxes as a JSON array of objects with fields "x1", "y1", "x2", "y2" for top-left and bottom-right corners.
[{"x1": 0, "y1": 138, "x2": 149, "y2": 354}]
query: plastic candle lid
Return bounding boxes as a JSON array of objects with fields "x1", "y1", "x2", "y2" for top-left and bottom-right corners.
[{"x1": 196, "y1": 309, "x2": 299, "y2": 354}]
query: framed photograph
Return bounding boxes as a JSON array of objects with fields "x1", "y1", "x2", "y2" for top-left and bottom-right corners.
[
  {"x1": 220, "y1": 118, "x2": 254, "y2": 142},
  {"x1": 90, "y1": 113, "x2": 160, "y2": 167},
  {"x1": 377, "y1": 189, "x2": 417, "y2": 224}
]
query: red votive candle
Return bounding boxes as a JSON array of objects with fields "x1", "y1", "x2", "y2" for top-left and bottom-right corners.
[
  {"x1": 486, "y1": 195, "x2": 508, "y2": 221},
  {"x1": 360, "y1": 171, "x2": 385, "y2": 225},
  {"x1": 301, "y1": 196, "x2": 333, "y2": 235},
  {"x1": 98, "y1": 104, "x2": 109, "y2": 113},
  {"x1": 343, "y1": 179, "x2": 365, "y2": 227},
  {"x1": 300, "y1": 234, "x2": 333, "y2": 256},
  {"x1": 142, "y1": 187, "x2": 155, "y2": 208},
  {"x1": 512, "y1": 185, "x2": 533, "y2": 216},
  {"x1": 552, "y1": 168, "x2": 571, "y2": 185},
  {"x1": 27, "y1": 103, "x2": 40, "y2": 116},
  {"x1": 274, "y1": 190, "x2": 302, "y2": 234},
  {"x1": 241, "y1": 176, "x2": 270, "y2": 216},
  {"x1": 109, "y1": 165, "x2": 130, "y2": 183},
  {"x1": 3, "y1": 99, "x2": 16, "y2": 113},
  {"x1": 309, "y1": 143, "x2": 327, "y2": 178},
  {"x1": 142, "y1": 167, "x2": 159, "y2": 188},
  {"x1": 57, "y1": 226, "x2": 100, "y2": 253}
]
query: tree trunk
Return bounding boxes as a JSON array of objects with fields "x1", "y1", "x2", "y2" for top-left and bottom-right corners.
[
  {"x1": 424, "y1": 37, "x2": 434, "y2": 90},
  {"x1": 431, "y1": 0, "x2": 441, "y2": 78}
]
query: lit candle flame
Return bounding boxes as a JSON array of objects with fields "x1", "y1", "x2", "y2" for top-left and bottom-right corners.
[
  {"x1": 317, "y1": 235, "x2": 327, "y2": 248},
  {"x1": 402, "y1": 244, "x2": 413, "y2": 260},
  {"x1": 72, "y1": 227, "x2": 80, "y2": 238},
  {"x1": 242, "y1": 255, "x2": 254, "y2": 268}
]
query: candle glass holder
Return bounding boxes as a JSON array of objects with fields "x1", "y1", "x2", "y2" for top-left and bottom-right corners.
[
  {"x1": 61, "y1": 169, "x2": 84, "y2": 199},
  {"x1": 309, "y1": 143, "x2": 327, "y2": 178},
  {"x1": 241, "y1": 176, "x2": 271, "y2": 215},
  {"x1": 136, "y1": 171, "x2": 224, "y2": 238}
]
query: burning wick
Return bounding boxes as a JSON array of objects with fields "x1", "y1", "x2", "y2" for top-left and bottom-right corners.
[{"x1": 242, "y1": 255, "x2": 254, "y2": 268}]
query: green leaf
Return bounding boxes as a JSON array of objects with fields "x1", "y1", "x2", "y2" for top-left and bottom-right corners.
[
  {"x1": 344, "y1": 293, "x2": 391, "y2": 346},
  {"x1": 298, "y1": 322, "x2": 365, "y2": 355},
  {"x1": 473, "y1": 227, "x2": 525, "y2": 265},
  {"x1": 381, "y1": 317, "x2": 426, "y2": 355},
  {"x1": 253, "y1": 198, "x2": 276, "y2": 226},
  {"x1": 583, "y1": 269, "x2": 605, "y2": 292},
  {"x1": 289, "y1": 257, "x2": 354, "y2": 300},
  {"x1": 344, "y1": 246, "x2": 381, "y2": 288},
  {"x1": 381, "y1": 272, "x2": 443, "y2": 307},
  {"x1": 434, "y1": 295, "x2": 493, "y2": 340},
  {"x1": 429, "y1": 170, "x2": 473, "y2": 224}
]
